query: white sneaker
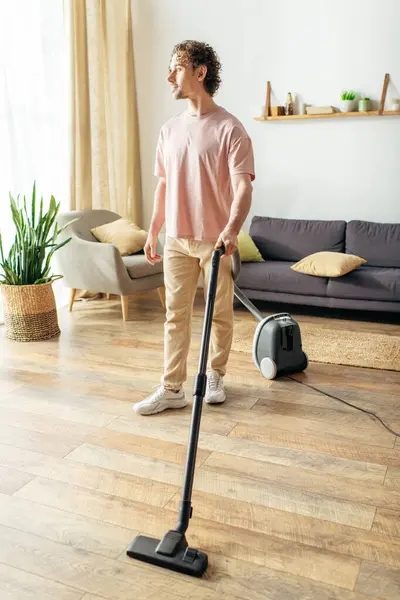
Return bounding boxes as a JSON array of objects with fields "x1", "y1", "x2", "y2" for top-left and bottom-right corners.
[
  {"x1": 134, "y1": 386, "x2": 187, "y2": 416},
  {"x1": 205, "y1": 372, "x2": 226, "y2": 404}
]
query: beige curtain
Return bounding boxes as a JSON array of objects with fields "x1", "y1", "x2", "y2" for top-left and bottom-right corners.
[{"x1": 68, "y1": 0, "x2": 142, "y2": 224}]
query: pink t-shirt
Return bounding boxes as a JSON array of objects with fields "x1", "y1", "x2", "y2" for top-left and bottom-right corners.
[{"x1": 154, "y1": 105, "x2": 255, "y2": 242}]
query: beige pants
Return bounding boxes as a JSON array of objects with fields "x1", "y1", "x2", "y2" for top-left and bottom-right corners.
[{"x1": 162, "y1": 237, "x2": 234, "y2": 390}]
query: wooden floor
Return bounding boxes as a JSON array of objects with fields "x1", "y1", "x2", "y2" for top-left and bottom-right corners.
[{"x1": 1, "y1": 290, "x2": 400, "y2": 600}]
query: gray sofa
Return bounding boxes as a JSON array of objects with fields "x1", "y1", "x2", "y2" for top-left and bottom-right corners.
[{"x1": 236, "y1": 216, "x2": 400, "y2": 313}]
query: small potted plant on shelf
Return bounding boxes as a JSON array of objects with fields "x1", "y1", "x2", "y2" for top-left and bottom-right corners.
[
  {"x1": 340, "y1": 90, "x2": 357, "y2": 112},
  {"x1": 0, "y1": 182, "x2": 76, "y2": 342},
  {"x1": 358, "y1": 97, "x2": 370, "y2": 112}
]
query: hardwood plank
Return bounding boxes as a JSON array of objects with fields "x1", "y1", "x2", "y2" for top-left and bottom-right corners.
[
  {"x1": 82, "y1": 591, "x2": 241, "y2": 600},
  {"x1": 0, "y1": 465, "x2": 34, "y2": 495},
  {"x1": 0, "y1": 491, "x2": 136, "y2": 559},
  {"x1": 0, "y1": 423, "x2": 81, "y2": 457},
  {"x1": 0, "y1": 393, "x2": 118, "y2": 428},
  {"x1": 203, "y1": 452, "x2": 400, "y2": 512},
  {"x1": 0, "y1": 523, "x2": 206, "y2": 600},
  {"x1": 0, "y1": 562, "x2": 82, "y2": 600},
  {"x1": 65, "y1": 443, "x2": 184, "y2": 485},
  {"x1": 166, "y1": 490, "x2": 400, "y2": 568},
  {"x1": 0, "y1": 407, "x2": 210, "y2": 466},
  {"x1": 230, "y1": 421, "x2": 400, "y2": 467},
  {"x1": 182, "y1": 512, "x2": 360, "y2": 590},
  {"x1": 16, "y1": 477, "x2": 361, "y2": 589},
  {"x1": 0, "y1": 443, "x2": 178, "y2": 507},
  {"x1": 251, "y1": 396, "x2": 400, "y2": 434},
  {"x1": 373, "y1": 508, "x2": 400, "y2": 538},
  {"x1": 208, "y1": 404, "x2": 396, "y2": 448},
  {"x1": 200, "y1": 552, "x2": 391, "y2": 600},
  {"x1": 292, "y1": 362, "x2": 400, "y2": 394},
  {"x1": 110, "y1": 411, "x2": 237, "y2": 437},
  {"x1": 386, "y1": 466, "x2": 400, "y2": 488},
  {"x1": 307, "y1": 384, "x2": 400, "y2": 415},
  {"x1": 355, "y1": 561, "x2": 400, "y2": 599},
  {"x1": 65, "y1": 443, "x2": 375, "y2": 528},
  {"x1": 2, "y1": 385, "x2": 142, "y2": 418},
  {"x1": 109, "y1": 416, "x2": 386, "y2": 482},
  {"x1": 0, "y1": 381, "x2": 26, "y2": 394}
]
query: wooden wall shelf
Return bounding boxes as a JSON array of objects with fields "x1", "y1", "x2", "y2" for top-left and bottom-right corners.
[
  {"x1": 256, "y1": 74, "x2": 400, "y2": 122},
  {"x1": 254, "y1": 110, "x2": 400, "y2": 121}
]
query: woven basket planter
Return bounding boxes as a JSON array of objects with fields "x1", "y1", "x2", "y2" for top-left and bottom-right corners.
[{"x1": 1, "y1": 282, "x2": 60, "y2": 342}]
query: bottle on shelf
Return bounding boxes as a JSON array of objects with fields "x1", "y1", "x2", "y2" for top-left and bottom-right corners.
[{"x1": 285, "y1": 92, "x2": 294, "y2": 115}]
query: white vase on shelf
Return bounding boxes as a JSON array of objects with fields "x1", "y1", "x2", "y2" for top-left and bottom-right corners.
[{"x1": 340, "y1": 99, "x2": 355, "y2": 113}]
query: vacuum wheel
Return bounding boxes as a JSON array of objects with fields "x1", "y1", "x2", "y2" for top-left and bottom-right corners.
[
  {"x1": 260, "y1": 357, "x2": 277, "y2": 380},
  {"x1": 302, "y1": 352, "x2": 309, "y2": 370}
]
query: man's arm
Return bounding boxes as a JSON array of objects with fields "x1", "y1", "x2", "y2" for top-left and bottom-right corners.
[
  {"x1": 144, "y1": 177, "x2": 166, "y2": 264},
  {"x1": 215, "y1": 173, "x2": 253, "y2": 255}
]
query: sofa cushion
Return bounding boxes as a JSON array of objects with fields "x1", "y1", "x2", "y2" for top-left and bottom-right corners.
[
  {"x1": 291, "y1": 251, "x2": 367, "y2": 277},
  {"x1": 238, "y1": 230, "x2": 264, "y2": 262},
  {"x1": 327, "y1": 266, "x2": 400, "y2": 301},
  {"x1": 249, "y1": 216, "x2": 346, "y2": 261},
  {"x1": 346, "y1": 220, "x2": 400, "y2": 268},
  {"x1": 122, "y1": 255, "x2": 163, "y2": 279},
  {"x1": 237, "y1": 261, "x2": 328, "y2": 296}
]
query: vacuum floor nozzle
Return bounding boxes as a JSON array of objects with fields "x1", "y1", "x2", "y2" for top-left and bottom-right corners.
[{"x1": 126, "y1": 534, "x2": 208, "y2": 577}]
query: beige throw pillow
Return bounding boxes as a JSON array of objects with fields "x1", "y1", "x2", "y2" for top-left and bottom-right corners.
[
  {"x1": 291, "y1": 251, "x2": 367, "y2": 277},
  {"x1": 91, "y1": 218, "x2": 147, "y2": 256}
]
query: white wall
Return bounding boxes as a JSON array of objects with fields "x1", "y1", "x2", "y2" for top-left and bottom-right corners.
[{"x1": 132, "y1": 0, "x2": 400, "y2": 231}]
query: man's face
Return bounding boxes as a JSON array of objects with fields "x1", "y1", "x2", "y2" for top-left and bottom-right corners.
[{"x1": 167, "y1": 53, "x2": 205, "y2": 99}]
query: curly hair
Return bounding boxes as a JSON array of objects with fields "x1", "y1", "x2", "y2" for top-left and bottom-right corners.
[{"x1": 171, "y1": 40, "x2": 222, "y2": 96}]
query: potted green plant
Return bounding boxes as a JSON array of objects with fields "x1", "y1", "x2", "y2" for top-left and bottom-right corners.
[
  {"x1": 358, "y1": 97, "x2": 370, "y2": 112},
  {"x1": 0, "y1": 182, "x2": 76, "y2": 341},
  {"x1": 340, "y1": 90, "x2": 357, "y2": 112}
]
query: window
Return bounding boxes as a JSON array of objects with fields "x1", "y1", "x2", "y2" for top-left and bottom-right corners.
[{"x1": 0, "y1": 0, "x2": 69, "y2": 320}]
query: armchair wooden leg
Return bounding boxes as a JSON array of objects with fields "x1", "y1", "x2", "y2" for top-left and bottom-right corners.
[
  {"x1": 157, "y1": 286, "x2": 166, "y2": 310},
  {"x1": 121, "y1": 295, "x2": 129, "y2": 321},
  {"x1": 69, "y1": 288, "x2": 77, "y2": 312}
]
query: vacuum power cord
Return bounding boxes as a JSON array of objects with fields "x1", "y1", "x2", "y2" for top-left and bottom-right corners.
[{"x1": 286, "y1": 375, "x2": 400, "y2": 438}]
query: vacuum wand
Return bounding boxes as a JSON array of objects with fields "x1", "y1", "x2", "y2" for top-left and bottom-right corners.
[
  {"x1": 126, "y1": 244, "x2": 225, "y2": 578},
  {"x1": 177, "y1": 243, "x2": 224, "y2": 533},
  {"x1": 234, "y1": 283, "x2": 263, "y2": 321}
]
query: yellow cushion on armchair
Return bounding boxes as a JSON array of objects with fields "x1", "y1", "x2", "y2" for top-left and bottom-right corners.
[{"x1": 91, "y1": 218, "x2": 147, "y2": 256}]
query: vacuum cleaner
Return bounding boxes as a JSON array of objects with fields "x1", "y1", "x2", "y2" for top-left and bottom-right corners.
[
  {"x1": 126, "y1": 245, "x2": 227, "y2": 577},
  {"x1": 126, "y1": 246, "x2": 307, "y2": 577},
  {"x1": 231, "y1": 251, "x2": 308, "y2": 380},
  {"x1": 233, "y1": 284, "x2": 308, "y2": 379}
]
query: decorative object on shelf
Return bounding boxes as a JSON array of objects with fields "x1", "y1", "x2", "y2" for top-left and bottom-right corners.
[
  {"x1": 271, "y1": 106, "x2": 285, "y2": 116},
  {"x1": 263, "y1": 81, "x2": 271, "y2": 117},
  {"x1": 299, "y1": 102, "x2": 307, "y2": 115},
  {"x1": 358, "y1": 97, "x2": 370, "y2": 111},
  {"x1": 0, "y1": 182, "x2": 76, "y2": 341},
  {"x1": 305, "y1": 106, "x2": 334, "y2": 115},
  {"x1": 254, "y1": 73, "x2": 399, "y2": 122},
  {"x1": 285, "y1": 92, "x2": 294, "y2": 115},
  {"x1": 340, "y1": 90, "x2": 357, "y2": 112},
  {"x1": 379, "y1": 73, "x2": 390, "y2": 114},
  {"x1": 392, "y1": 97, "x2": 400, "y2": 111}
]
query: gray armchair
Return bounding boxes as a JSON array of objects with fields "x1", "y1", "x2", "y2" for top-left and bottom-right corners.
[{"x1": 56, "y1": 209, "x2": 164, "y2": 321}]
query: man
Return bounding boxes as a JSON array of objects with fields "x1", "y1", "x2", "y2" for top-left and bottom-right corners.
[{"x1": 134, "y1": 40, "x2": 255, "y2": 416}]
